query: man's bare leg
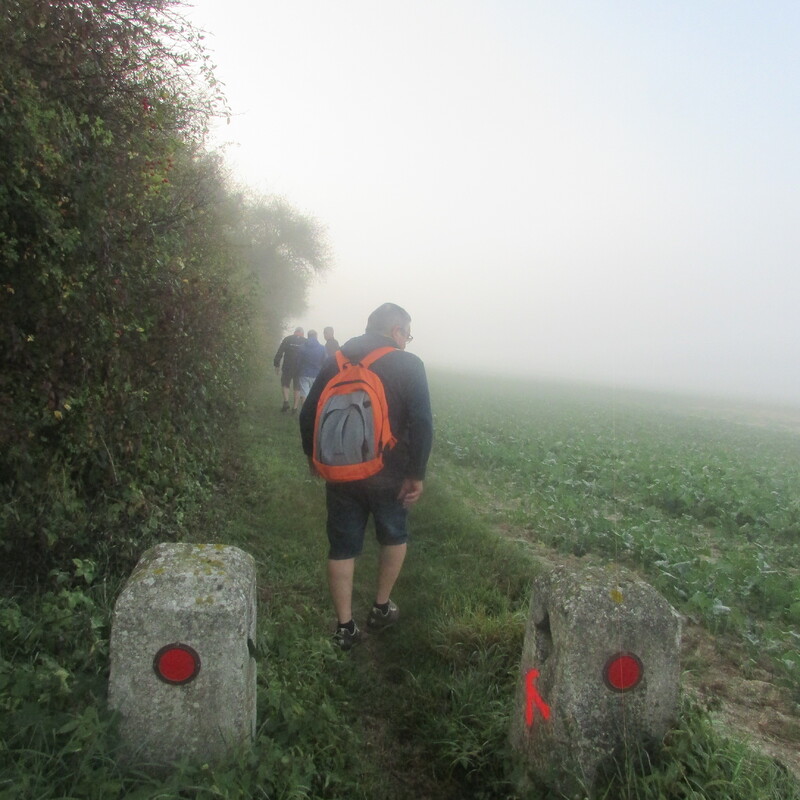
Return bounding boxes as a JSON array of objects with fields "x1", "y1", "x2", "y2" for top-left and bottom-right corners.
[
  {"x1": 376, "y1": 543, "x2": 407, "y2": 605},
  {"x1": 328, "y1": 557, "x2": 356, "y2": 624}
]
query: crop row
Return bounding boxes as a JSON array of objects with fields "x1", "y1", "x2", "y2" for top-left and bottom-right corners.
[{"x1": 430, "y1": 373, "x2": 800, "y2": 691}]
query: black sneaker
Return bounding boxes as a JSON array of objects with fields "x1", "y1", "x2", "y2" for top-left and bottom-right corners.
[
  {"x1": 280, "y1": 402, "x2": 289, "y2": 413},
  {"x1": 367, "y1": 600, "x2": 399, "y2": 631},
  {"x1": 333, "y1": 622, "x2": 362, "y2": 651}
]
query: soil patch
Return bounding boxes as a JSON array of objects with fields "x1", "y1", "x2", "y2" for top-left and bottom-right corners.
[{"x1": 681, "y1": 622, "x2": 800, "y2": 780}]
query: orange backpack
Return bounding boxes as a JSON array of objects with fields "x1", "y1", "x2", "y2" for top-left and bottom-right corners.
[{"x1": 312, "y1": 347, "x2": 397, "y2": 482}]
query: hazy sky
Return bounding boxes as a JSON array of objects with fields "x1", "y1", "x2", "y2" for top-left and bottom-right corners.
[{"x1": 184, "y1": 1, "x2": 800, "y2": 406}]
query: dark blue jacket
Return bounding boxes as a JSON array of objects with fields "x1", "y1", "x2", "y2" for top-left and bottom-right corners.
[{"x1": 298, "y1": 337, "x2": 326, "y2": 378}]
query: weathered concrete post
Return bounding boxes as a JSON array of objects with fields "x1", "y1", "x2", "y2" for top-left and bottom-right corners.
[
  {"x1": 509, "y1": 563, "x2": 681, "y2": 798},
  {"x1": 108, "y1": 542, "x2": 257, "y2": 769}
]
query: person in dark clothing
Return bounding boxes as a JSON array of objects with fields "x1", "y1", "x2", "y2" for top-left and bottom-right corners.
[
  {"x1": 299, "y1": 303, "x2": 433, "y2": 650},
  {"x1": 323, "y1": 326, "x2": 340, "y2": 358},
  {"x1": 273, "y1": 327, "x2": 305, "y2": 412}
]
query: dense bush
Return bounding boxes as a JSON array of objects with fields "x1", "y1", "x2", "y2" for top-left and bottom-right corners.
[{"x1": 0, "y1": 0, "x2": 326, "y2": 578}]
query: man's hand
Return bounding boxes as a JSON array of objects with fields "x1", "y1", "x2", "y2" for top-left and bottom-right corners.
[
  {"x1": 307, "y1": 455, "x2": 321, "y2": 478},
  {"x1": 398, "y1": 478, "x2": 423, "y2": 508}
]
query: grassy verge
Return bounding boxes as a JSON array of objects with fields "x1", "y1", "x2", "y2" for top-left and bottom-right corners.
[
  {"x1": 190, "y1": 373, "x2": 799, "y2": 798},
  {"x1": 1, "y1": 371, "x2": 798, "y2": 798},
  {"x1": 192, "y1": 376, "x2": 538, "y2": 799}
]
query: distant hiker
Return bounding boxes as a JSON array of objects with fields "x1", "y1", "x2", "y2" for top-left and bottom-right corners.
[
  {"x1": 297, "y1": 330, "x2": 326, "y2": 405},
  {"x1": 323, "y1": 326, "x2": 340, "y2": 358},
  {"x1": 299, "y1": 303, "x2": 433, "y2": 650},
  {"x1": 273, "y1": 326, "x2": 305, "y2": 412}
]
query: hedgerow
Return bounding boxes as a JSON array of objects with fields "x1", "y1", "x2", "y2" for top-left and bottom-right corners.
[{"x1": 0, "y1": 0, "x2": 327, "y2": 578}]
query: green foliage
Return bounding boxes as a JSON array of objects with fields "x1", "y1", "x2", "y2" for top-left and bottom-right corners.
[
  {"x1": 0, "y1": 561, "x2": 119, "y2": 798},
  {"x1": 597, "y1": 696, "x2": 800, "y2": 800},
  {"x1": 1, "y1": 374, "x2": 798, "y2": 798},
  {"x1": 432, "y1": 372, "x2": 800, "y2": 690},
  {"x1": 247, "y1": 606, "x2": 368, "y2": 798},
  {"x1": 239, "y1": 194, "x2": 331, "y2": 323},
  {"x1": 0, "y1": 0, "x2": 327, "y2": 576},
  {"x1": 2, "y1": 4, "x2": 797, "y2": 793}
]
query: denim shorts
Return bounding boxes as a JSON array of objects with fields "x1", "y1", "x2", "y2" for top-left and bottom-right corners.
[{"x1": 326, "y1": 480, "x2": 409, "y2": 559}]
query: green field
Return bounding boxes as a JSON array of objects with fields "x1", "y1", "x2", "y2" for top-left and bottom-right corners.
[
  {"x1": 430, "y1": 371, "x2": 800, "y2": 690},
  {"x1": 1, "y1": 370, "x2": 798, "y2": 799}
]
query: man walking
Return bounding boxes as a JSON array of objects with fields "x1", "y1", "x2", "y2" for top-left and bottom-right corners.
[
  {"x1": 323, "y1": 326, "x2": 340, "y2": 358},
  {"x1": 273, "y1": 326, "x2": 305, "y2": 412},
  {"x1": 299, "y1": 303, "x2": 433, "y2": 649}
]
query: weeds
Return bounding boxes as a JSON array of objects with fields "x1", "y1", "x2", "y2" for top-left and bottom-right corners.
[
  {"x1": 597, "y1": 697, "x2": 800, "y2": 800},
  {"x1": 1, "y1": 372, "x2": 798, "y2": 797},
  {"x1": 432, "y1": 372, "x2": 800, "y2": 692}
]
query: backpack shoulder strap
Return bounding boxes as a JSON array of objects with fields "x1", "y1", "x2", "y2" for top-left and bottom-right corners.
[
  {"x1": 358, "y1": 346, "x2": 397, "y2": 369},
  {"x1": 334, "y1": 350, "x2": 349, "y2": 372}
]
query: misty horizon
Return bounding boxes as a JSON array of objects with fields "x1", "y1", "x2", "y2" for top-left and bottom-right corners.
[{"x1": 185, "y1": 1, "x2": 800, "y2": 409}]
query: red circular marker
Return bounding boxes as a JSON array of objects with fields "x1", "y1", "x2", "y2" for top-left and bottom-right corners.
[
  {"x1": 603, "y1": 652, "x2": 643, "y2": 692},
  {"x1": 153, "y1": 643, "x2": 201, "y2": 685}
]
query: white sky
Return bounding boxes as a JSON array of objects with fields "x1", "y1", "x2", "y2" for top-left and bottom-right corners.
[{"x1": 184, "y1": 0, "x2": 800, "y2": 406}]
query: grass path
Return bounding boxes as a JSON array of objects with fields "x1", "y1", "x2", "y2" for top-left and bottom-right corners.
[
  {"x1": 3, "y1": 374, "x2": 799, "y2": 798},
  {"x1": 188, "y1": 375, "x2": 800, "y2": 799},
  {"x1": 193, "y1": 377, "x2": 536, "y2": 799}
]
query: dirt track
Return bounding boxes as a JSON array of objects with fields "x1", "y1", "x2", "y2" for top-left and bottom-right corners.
[{"x1": 682, "y1": 622, "x2": 800, "y2": 780}]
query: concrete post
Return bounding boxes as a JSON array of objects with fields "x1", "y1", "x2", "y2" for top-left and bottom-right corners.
[
  {"x1": 108, "y1": 542, "x2": 257, "y2": 770},
  {"x1": 509, "y1": 563, "x2": 681, "y2": 798}
]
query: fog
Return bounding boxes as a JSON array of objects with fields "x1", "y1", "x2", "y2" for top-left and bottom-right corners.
[{"x1": 186, "y1": 1, "x2": 800, "y2": 407}]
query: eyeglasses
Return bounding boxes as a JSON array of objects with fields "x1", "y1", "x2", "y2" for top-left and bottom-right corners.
[{"x1": 393, "y1": 327, "x2": 413, "y2": 344}]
